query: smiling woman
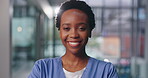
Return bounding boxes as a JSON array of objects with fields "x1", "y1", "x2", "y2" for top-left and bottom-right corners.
[
  {"x1": 28, "y1": 0, "x2": 119, "y2": 78},
  {"x1": 60, "y1": 9, "x2": 90, "y2": 56}
]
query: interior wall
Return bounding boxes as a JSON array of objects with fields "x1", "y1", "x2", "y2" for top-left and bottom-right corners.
[{"x1": 0, "y1": 0, "x2": 11, "y2": 78}]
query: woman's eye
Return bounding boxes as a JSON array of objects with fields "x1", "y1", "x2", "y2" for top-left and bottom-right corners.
[
  {"x1": 63, "y1": 27, "x2": 70, "y2": 31},
  {"x1": 79, "y1": 27, "x2": 86, "y2": 31}
]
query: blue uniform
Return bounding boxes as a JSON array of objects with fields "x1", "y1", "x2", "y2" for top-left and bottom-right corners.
[{"x1": 28, "y1": 57, "x2": 119, "y2": 78}]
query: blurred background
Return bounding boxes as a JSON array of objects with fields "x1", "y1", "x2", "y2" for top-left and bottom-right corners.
[{"x1": 0, "y1": 0, "x2": 148, "y2": 78}]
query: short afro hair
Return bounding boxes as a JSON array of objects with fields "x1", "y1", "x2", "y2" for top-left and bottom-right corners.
[{"x1": 55, "y1": 0, "x2": 95, "y2": 31}]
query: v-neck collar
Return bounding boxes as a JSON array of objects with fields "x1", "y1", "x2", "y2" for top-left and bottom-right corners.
[{"x1": 58, "y1": 57, "x2": 92, "y2": 78}]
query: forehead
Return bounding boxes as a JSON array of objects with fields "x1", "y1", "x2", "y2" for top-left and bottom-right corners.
[
  {"x1": 61, "y1": 9, "x2": 88, "y2": 18},
  {"x1": 61, "y1": 9, "x2": 89, "y2": 24}
]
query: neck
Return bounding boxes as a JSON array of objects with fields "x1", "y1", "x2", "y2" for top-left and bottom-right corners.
[
  {"x1": 63, "y1": 50, "x2": 88, "y2": 62},
  {"x1": 62, "y1": 51, "x2": 89, "y2": 66},
  {"x1": 62, "y1": 53, "x2": 89, "y2": 72}
]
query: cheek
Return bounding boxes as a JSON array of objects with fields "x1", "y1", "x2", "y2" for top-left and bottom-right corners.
[
  {"x1": 60, "y1": 31, "x2": 67, "y2": 41},
  {"x1": 81, "y1": 31, "x2": 90, "y2": 38}
]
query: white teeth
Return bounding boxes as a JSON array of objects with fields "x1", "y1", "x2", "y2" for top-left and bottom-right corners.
[{"x1": 69, "y1": 42, "x2": 79, "y2": 45}]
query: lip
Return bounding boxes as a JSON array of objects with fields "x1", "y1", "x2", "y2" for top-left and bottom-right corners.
[{"x1": 68, "y1": 41, "x2": 81, "y2": 47}]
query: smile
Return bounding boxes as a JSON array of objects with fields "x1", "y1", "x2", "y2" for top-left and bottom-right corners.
[{"x1": 68, "y1": 41, "x2": 81, "y2": 47}]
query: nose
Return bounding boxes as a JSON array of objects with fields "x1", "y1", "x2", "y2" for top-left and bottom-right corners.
[{"x1": 69, "y1": 29, "x2": 79, "y2": 39}]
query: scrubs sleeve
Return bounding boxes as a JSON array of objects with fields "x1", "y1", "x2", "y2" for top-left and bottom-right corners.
[
  {"x1": 28, "y1": 60, "x2": 41, "y2": 78},
  {"x1": 108, "y1": 63, "x2": 119, "y2": 78}
]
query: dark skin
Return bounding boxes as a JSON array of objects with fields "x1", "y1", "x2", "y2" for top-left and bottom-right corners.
[{"x1": 59, "y1": 9, "x2": 91, "y2": 72}]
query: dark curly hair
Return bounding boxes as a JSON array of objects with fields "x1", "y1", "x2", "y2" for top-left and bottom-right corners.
[{"x1": 55, "y1": 0, "x2": 95, "y2": 31}]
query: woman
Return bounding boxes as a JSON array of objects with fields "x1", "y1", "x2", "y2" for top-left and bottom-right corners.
[{"x1": 28, "y1": 0, "x2": 119, "y2": 78}]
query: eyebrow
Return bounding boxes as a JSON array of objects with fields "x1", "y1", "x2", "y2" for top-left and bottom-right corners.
[
  {"x1": 62, "y1": 23, "x2": 88, "y2": 26},
  {"x1": 76, "y1": 23, "x2": 88, "y2": 26},
  {"x1": 61, "y1": 23, "x2": 70, "y2": 26}
]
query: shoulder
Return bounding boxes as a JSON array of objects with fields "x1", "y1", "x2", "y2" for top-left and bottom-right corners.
[
  {"x1": 35, "y1": 57, "x2": 60, "y2": 64},
  {"x1": 88, "y1": 57, "x2": 119, "y2": 78},
  {"x1": 33, "y1": 57, "x2": 61, "y2": 72},
  {"x1": 90, "y1": 57, "x2": 112, "y2": 66},
  {"x1": 28, "y1": 57, "x2": 62, "y2": 78},
  {"x1": 89, "y1": 57, "x2": 116, "y2": 71},
  {"x1": 34, "y1": 57, "x2": 61, "y2": 69}
]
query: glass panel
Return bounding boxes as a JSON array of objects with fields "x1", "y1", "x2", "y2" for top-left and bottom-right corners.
[
  {"x1": 137, "y1": 8, "x2": 146, "y2": 57},
  {"x1": 82, "y1": 0, "x2": 103, "y2": 7},
  {"x1": 92, "y1": 8, "x2": 102, "y2": 36},
  {"x1": 104, "y1": 0, "x2": 120, "y2": 7},
  {"x1": 11, "y1": 0, "x2": 46, "y2": 78},
  {"x1": 121, "y1": 0, "x2": 132, "y2": 7},
  {"x1": 103, "y1": 9, "x2": 119, "y2": 36},
  {"x1": 44, "y1": 18, "x2": 54, "y2": 57},
  {"x1": 43, "y1": 16, "x2": 50, "y2": 57},
  {"x1": 12, "y1": 8, "x2": 36, "y2": 78}
]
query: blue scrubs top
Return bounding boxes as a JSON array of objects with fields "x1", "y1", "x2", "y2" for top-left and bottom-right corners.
[{"x1": 28, "y1": 57, "x2": 119, "y2": 78}]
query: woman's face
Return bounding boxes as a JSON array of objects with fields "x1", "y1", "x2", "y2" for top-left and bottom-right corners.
[{"x1": 60, "y1": 9, "x2": 91, "y2": 55}]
